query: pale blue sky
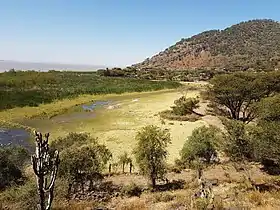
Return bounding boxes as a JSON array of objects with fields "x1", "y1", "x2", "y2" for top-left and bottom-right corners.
[{"x1": 0, "y1": 0, "x2": 279, "y2": 67}]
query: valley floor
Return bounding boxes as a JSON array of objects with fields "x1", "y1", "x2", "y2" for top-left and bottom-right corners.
[{"x1": 1, "y1": 82, "x2": 212, "y2": 163}]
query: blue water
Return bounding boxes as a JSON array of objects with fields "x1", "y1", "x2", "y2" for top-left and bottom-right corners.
[
  {"x1": 82, "y1": 100, "x2": 110, "y2": 111},
  {"x1": 0, "y1": 128, "x2": 34, "y2": 152}
]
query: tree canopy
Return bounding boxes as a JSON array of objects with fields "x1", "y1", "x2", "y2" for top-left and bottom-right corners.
[
  {"x1": 207, "y1": 71, "x2": 280, "y2": 123},
  {"x1": 133, "y1": 125, "x2": 171, "y2": 188},
  {"x1": 180, "y1": 125, "x2": 221, "y2": 167}
]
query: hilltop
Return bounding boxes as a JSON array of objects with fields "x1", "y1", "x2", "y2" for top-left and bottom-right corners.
[{"x1": 134, "y1": 19, "x2": 280, "y2": 71}]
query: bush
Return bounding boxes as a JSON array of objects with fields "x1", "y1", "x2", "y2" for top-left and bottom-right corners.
[
  {"x1": 0, "y1": 180, "x2": 37, "y2": 210},
  {"x1": 51, "y1": 132, "x2": 90, "y2": 152},
  {"x1": 222, "y1": 119, "x2": 254, "y2": 161},
  {"x1": 152, "y1": 192, "x2": 175, "y2": 203},
  {"x1": 171, "y1": 96, "x2": 200, "y2": 116},
  {"x1": 180, "y1": 125, "x2": 221, "y2": 167},
  {"x1": 121, "y1": 183, "x2": 143, "y2": 197},
  {"x1": 159, "y1": 110, "x2": 201, "y2": 122},
  {"x1": 248, "y1": 121, "x2": 280, "y2": 174},
  {"x1": 0, "y1": 146, "x2": 29, "y2": 190}
]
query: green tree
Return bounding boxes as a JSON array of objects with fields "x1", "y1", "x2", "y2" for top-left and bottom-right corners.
[
  {"x1": 180, "y1": 125, "x2": 220, "y2": 167},
  {"x1": 171, "y1": 96, "x2": 200, "y2": 116},
  {"x1": 51, "y1": 132, "x2": 89, "y2": 152},
  {"x1": 256, "y1": 94, "x2": 280, "y2": 122},
  {"x1": 208, "y1": 72, "x2": 269, "y2": 123},
  {"x1": 134, "y1": 125, "x2": 171, "y2": 188},
  {"x1": 59, "y1": 139, "x2": 112, "y2": 194}
]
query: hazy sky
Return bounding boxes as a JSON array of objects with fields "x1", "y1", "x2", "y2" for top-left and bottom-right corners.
[{"x1": 0, "y1": 0, "x2": 279, "y2": 67}]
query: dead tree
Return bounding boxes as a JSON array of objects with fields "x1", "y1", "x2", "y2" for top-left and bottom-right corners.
[{"x1": 31, "y1": 131, "x2": 59, "y2": 210}]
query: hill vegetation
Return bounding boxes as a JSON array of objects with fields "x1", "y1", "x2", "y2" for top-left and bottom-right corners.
[{"x1": 134, "y1": 19, "x2": 280, "y2": 72}]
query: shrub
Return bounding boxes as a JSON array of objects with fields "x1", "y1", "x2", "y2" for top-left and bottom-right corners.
[
  {"x1": 180, "y1": 125, "x2": 221, "y2": 167},
  {"x1": 51, "y1": 132, "x2": 90, "y2": 152},
  {"x1": 159, "y1": 110, "x2": 200, "y2": 122},
  {"x1": 171, "y1": 96, "x2": 200, "y2": 116},
  {"x1": 152, "y1": 192, "x2": 175, "y2": 203},
  {"x1": 0, "y1": 146, "x2": 29, "y2": 190},
  {"x1": 0, "y1": 180, "x2": 37, "y2": 210},
  {"x1": 121, "y1": 183, "x2": 142, "y2": 197},
  {"x1": 248, "y1": 121, "x2": 280, "y2": 174},
  {"x1": 222, "y1": 119, "x2": 254, "y2": 161}
]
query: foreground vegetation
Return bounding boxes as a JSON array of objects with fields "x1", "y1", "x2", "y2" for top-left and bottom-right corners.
[
  {"x1": 1, "y1": 70, "x2": 280, "y2": 209},
  {"x1": 0, "y1": 70, "x2": 181, "y2": 110}
]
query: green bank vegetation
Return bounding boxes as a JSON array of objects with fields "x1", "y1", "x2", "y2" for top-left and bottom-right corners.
[{"x1": 0, "y1": 70, "x2": 181, "y2": 111}]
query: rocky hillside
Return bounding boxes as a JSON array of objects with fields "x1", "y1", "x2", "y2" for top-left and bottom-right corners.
[{"x1": 134, "y1": 19, "x2": 280, "y2": 71}]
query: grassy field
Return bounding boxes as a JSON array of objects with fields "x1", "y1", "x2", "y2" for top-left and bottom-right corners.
[
  {"x1": 1, "y1": 82, "x2": 211, "y2": 163},
  {"x1": 0, "y1": 71, "x2": 181, "y2": 110}
]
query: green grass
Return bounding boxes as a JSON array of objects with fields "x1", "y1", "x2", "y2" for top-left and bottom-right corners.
[{"x1": 0, "y1": 71, "x2": 181, "y2": 110}]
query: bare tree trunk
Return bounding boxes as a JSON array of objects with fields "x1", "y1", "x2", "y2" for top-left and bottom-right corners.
[
  {"x1": 109, "y1": 164, "x2": 112, "y2": 175},
  {"x1": 129, "y1": 162, "x2": 132, "y2": 174}
]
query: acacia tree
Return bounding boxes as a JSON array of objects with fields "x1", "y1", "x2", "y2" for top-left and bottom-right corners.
[
  {"x1": 207, "y1": 72, "x2": 270, "y2": 123},
  {"x1": 134, "y1": 125, "x2": 171, "y2": 189}
]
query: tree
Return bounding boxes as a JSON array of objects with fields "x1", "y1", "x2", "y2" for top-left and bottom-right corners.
[
  {"x1": 171, "y1": 96, "x2": 200, "y2": 116},
  {"x1": 207, "y1": 72, "x2": 269, "y2": 123},
  {"x1": 222, "y1": 118, "x2": 254, "y2": 161},
  {"x1": 118, "y1": 152, "x2": 132, "y2": 173},
  {"x1": 134, "y1": 125, "x2": 171, "y2": 188},
  {"x1": 180, "y1": 125, "x2": 220, "y2": 166},
  {"x1": 59, "y1": 139, "x2": 112, "y2": 194}
]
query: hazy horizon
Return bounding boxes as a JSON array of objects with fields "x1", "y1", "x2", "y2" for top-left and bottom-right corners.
[{"x1": 0, "y1": 60, "x2": 108, "y2": 72}]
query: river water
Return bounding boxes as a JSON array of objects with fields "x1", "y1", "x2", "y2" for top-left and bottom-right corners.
[{"x1": 0, "y1": 128, "x2": 34, "y2": 152}]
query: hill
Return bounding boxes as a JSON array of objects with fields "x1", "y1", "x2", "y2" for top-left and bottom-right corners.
[
  {"x1": 0, "y1": 60, "x2": 107, "y2": 72},
  {"x1": 134, "y1": 19, "x2": 280, "y2": 71}
]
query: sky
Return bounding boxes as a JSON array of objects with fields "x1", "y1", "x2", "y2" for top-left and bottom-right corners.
[{"x1": 0, "y1": 0, "x2": 279, "y2": 67}]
